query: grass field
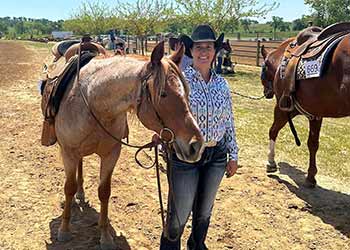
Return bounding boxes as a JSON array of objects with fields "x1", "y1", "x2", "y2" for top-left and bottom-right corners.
[{"x1": 228, "y1": 65, "x2": 350, "y2": 181}]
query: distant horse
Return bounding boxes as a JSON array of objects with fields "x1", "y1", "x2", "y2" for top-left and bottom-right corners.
[
  {"x1": 260, "y1": 32, "x2": 350, "y2": 188},
  {"x1": 55, "y1": 42, "x2": 204, "y2": 249}
]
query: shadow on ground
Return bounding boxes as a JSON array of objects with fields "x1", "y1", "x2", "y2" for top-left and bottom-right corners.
[
  {"x1": 268, "y1": 162, "x2": 350, "y2": 238},
  {"x1": 46, "y1": 201, "x2": 131, "y2": 250}
]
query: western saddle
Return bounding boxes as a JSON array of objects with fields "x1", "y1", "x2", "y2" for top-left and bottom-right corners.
[
  {"x1": 41, "y1": 36, "x2": 107, "y2": 146},
  {"x1": 278, "y1": 22, "x2": 350, "y2": 112}
]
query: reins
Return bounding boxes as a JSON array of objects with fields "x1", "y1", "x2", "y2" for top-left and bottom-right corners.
[{"x1": 231, "y1": 90, "x2": 265, "y2": 100}]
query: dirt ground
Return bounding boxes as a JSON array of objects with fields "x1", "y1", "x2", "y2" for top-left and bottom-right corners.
[{"x1": 0, "y1": 40, "x2": 349, "y2": 250}]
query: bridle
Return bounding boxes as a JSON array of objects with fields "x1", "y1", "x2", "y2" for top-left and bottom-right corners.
[
  {"x1": 260, "y1": 61, "x2": 274, "y2": 97},
  {"x1": 136, "y1": 72, "x2": 176, "y2": 145}
]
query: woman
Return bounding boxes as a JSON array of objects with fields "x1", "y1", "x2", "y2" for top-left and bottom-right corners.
[{"x1": 160, "y1": 24, "x2": 239, "y2": 250}]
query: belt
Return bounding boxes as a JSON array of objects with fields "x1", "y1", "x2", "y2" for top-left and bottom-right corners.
[{"x1": 205, "y1": 141, "x2": 217, "y2": 147}]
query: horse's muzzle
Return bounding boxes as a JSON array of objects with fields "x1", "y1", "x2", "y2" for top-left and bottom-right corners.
[
  {"x1": 264, "y1": 87, "x2": 274, "y2": 99},
  {"x1": 172, "y1": 138, "x2": 204, "y2": 163}
]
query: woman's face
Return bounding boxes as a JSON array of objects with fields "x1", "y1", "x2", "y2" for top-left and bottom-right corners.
[{"x1": 191, "y1": 41, "x2": 215, "y2": 71}]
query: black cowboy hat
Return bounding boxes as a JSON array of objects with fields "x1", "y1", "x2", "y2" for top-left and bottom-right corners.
[{"x1": 181, "y1": 24, "x2": 224, "y2": 58}]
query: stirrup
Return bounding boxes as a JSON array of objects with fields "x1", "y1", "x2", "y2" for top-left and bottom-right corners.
[{"x1": 279, "y1": 95, "x2": 294, "y2": 112}]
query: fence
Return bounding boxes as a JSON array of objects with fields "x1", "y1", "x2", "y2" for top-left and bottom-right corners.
[
  {"x1": 230, "y1": 40, "x2": 283, "y2": 66},
  {"x1": 127, "y1": 39, "x2": 285, "y2": 66}
]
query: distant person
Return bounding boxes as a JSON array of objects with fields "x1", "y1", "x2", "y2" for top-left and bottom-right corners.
[
  {"x1": 109, "y1": 29, "x2": 116, "y2": 51},
  {"x1": 177, "y1": 34, "x2": 193, "y2": 71},
  {"x1": 169, "y1": 35, "x2": 193, "y2": 71}
]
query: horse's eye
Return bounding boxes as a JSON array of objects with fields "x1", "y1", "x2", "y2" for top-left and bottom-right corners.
[{"x1": 160, "y1": 91, "x2": 167, "y2": 98}]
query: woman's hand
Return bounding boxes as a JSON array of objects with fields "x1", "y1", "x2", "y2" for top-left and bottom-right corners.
[
  {"x1": 226, "y1": 160, "x2": 238, "y2": 178},
  {"x1": 152, "y1": 134, "x2": 161, "y2": 144}
]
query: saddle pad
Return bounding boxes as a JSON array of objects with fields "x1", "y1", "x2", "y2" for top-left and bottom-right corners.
[
  {"x1": 41, "y1": 51, "x2": 96, "y2": 118},
  {"x1": 296, "y1": 35, "x2": 343, "y2": 79}
]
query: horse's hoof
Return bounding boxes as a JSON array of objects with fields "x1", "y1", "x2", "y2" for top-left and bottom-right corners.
[
  {"x1": 57, "y1": 230, "x2": 72, "y2": 242},
  {"x1": 266, "y1": 161, "x2": 277, "y2": 173},
  {"x1": 304, "y1": 178, "x2": 316, "y2": 188},
  {"x1": 100, "y1": 241, "x2": 117, "y2": 250}
]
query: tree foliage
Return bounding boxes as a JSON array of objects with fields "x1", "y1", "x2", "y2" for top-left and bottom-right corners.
[
  {"x1": 291, "y1": 16, "x2": 309, "y2": 31},
  {"x1": 240, "y1": 19, "x2": 258, "y2": 32},
  {"x1": 115, "y1": 0, "x2": 174, "y2": 36},
  {"x1": 63, "y1": 1, "x2": 118, "y2": 35},
  {"x1": 175, "y1": 0, "x2": 278, "y2": 33},
  {"x1": 305, "y1": 0, "x2": 350, "y2": 26},
  {"x1": 0, "y1": 16, "x2": 63, "y2": 38}
]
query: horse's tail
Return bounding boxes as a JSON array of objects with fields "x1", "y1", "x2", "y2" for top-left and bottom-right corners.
[{"x1": 287, "y1": 113, "x2": 301, "y2": 146}]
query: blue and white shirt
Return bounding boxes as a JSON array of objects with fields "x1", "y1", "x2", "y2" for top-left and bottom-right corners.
[
  {"x1": 183, "y1": 66, "x2": 239, "y2": 161},
  {"x1": 180, "y1": 55, "x2": 193, "y2": 71}
]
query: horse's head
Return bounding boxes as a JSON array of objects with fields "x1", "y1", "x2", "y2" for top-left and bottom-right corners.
[
  {"x1": 260, "y1": 45, "x2": 279, "y2": 99},
  {"x1": 137, "y1": 41, "x2": 204, "y2": 163},
  {"x1": 260, "y1": 38, "x2": 293, "y2": 99}
]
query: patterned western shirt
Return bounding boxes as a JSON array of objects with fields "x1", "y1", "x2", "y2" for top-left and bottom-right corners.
[{"x1": 183, "y1": 66, "x2": 239, "y2": 161}]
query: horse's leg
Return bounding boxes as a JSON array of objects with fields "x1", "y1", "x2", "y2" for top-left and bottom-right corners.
[
  {"x1": 98, "y1": 145, "x2": 121, "y2": 250},
  {"x1": 305, "y1": 118, "x2": 322, "y2": 188},
  {"x1": 58, "y1": 149, "x2": 81, "y2": 241},
  {"x1": 75, "y1": 159, "x2": 85, "y2": 203},
  {"x1": 267, "y1": 105, "x2": 293, "y2": 172}
]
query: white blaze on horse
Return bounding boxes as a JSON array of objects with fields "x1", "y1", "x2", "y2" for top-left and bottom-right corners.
[{"x1": 52, "y1": 42, "x2": 204, "y2": 249}]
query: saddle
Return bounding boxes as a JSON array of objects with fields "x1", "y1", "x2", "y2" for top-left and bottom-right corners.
[
  {"x1": 41, "y1": 37, "x2": 107, "y2": 146},
  {"x1": 51, "y1": 39, "x2": 106, "y2": 62},
  {"x1": 278, "y1": 22, "x2": 350, "y2": 112}
]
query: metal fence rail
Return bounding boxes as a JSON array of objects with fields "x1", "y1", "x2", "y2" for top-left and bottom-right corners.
[{"x1": 133, "y1": 39, "x2": 285, "y2": 66}]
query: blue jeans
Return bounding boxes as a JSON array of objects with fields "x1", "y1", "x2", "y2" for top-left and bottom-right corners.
[{"x1": 160, "y1": 139, "x2": 227, "y2": 250}]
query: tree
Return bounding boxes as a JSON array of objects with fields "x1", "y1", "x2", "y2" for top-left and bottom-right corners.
[
  {"x1": 115, "y1": 0, "x2": 174, "y2": 54},
  {"x1": 0, "y1": 22, "x2": 6, "y2": 33},
  {"x1": 64, "y1": 1, "x2": 116, "y2": 35},
  {"x1": 291, "y1": 16, "x2": 309, "y2": 31},
  {"x1": 175, "y1": 0, "x2": 278, "y2": 33},
  {"x1": 240, "y1": 19, "x2": 251, "y2": 32},
  {"x1": 305, "y1": 0, "x2": 350, "y2": 27}
]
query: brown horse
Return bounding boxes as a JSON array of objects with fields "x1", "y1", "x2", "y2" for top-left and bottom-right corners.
[
  {"x1": 54, "y1": 42, "x2": 204, "y2": 249},
  {"x1": 260, "y1": 34, "x2": 350, "y2": 188}
]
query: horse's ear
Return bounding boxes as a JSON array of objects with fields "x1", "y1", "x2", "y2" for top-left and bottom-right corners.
[
  {"x1": 169, "y1": 42, "x2": 184, "y2": 66},
  {"x1": 261, "y1": 45, "x2": 268, "y2": 59},
  {"x1": 151, "y1": 41, "x2": 165, "y2": 66}
]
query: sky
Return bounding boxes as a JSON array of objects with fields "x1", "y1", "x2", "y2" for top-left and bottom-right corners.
[{"x1": 0, "y1": 0, "x2": 311, "y2": 22}]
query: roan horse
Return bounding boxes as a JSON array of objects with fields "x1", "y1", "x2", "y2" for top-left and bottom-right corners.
[
  {"x1": 54, "y1": 42, "x2": 204, "y2": 249},
  {"x1": 260, "y1": 31, "x2": 350, "y2": 188}
]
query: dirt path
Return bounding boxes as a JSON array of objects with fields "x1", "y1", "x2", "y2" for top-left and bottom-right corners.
[{"x1": 0, "y1": 40, "x2": 349, "y2": 250}]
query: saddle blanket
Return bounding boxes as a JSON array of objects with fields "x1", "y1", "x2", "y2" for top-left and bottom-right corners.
[{"x1": 280, "y1": 35, "x2": 344, "y2": 80}]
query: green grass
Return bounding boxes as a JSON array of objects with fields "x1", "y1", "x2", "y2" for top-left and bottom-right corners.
[{"x1": 226, "y1": 64, "x2": 350, "y2": 181}]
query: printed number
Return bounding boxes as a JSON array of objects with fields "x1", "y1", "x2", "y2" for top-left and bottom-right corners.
[{"x1": 305, "y1": 62, "x2": 319, "y2": 75}]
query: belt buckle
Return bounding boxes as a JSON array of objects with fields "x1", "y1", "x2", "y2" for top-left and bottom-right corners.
[{"x1": 205, "y1": 141, "x2": 217, "y2": 147}]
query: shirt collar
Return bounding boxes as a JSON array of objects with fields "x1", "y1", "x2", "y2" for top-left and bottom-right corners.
[{"x1": 185, "y1": 66, "x2": 218, "y2": 84}]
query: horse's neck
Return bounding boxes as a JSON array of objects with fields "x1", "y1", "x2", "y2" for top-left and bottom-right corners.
[{"x1": 83, "y1": 58, "x2": 144, "y2": 119}]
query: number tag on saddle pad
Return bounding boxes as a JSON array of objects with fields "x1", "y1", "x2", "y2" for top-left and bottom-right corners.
[{"x1": 304, "y1": 60, "x2": 321, "y2": 78}]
